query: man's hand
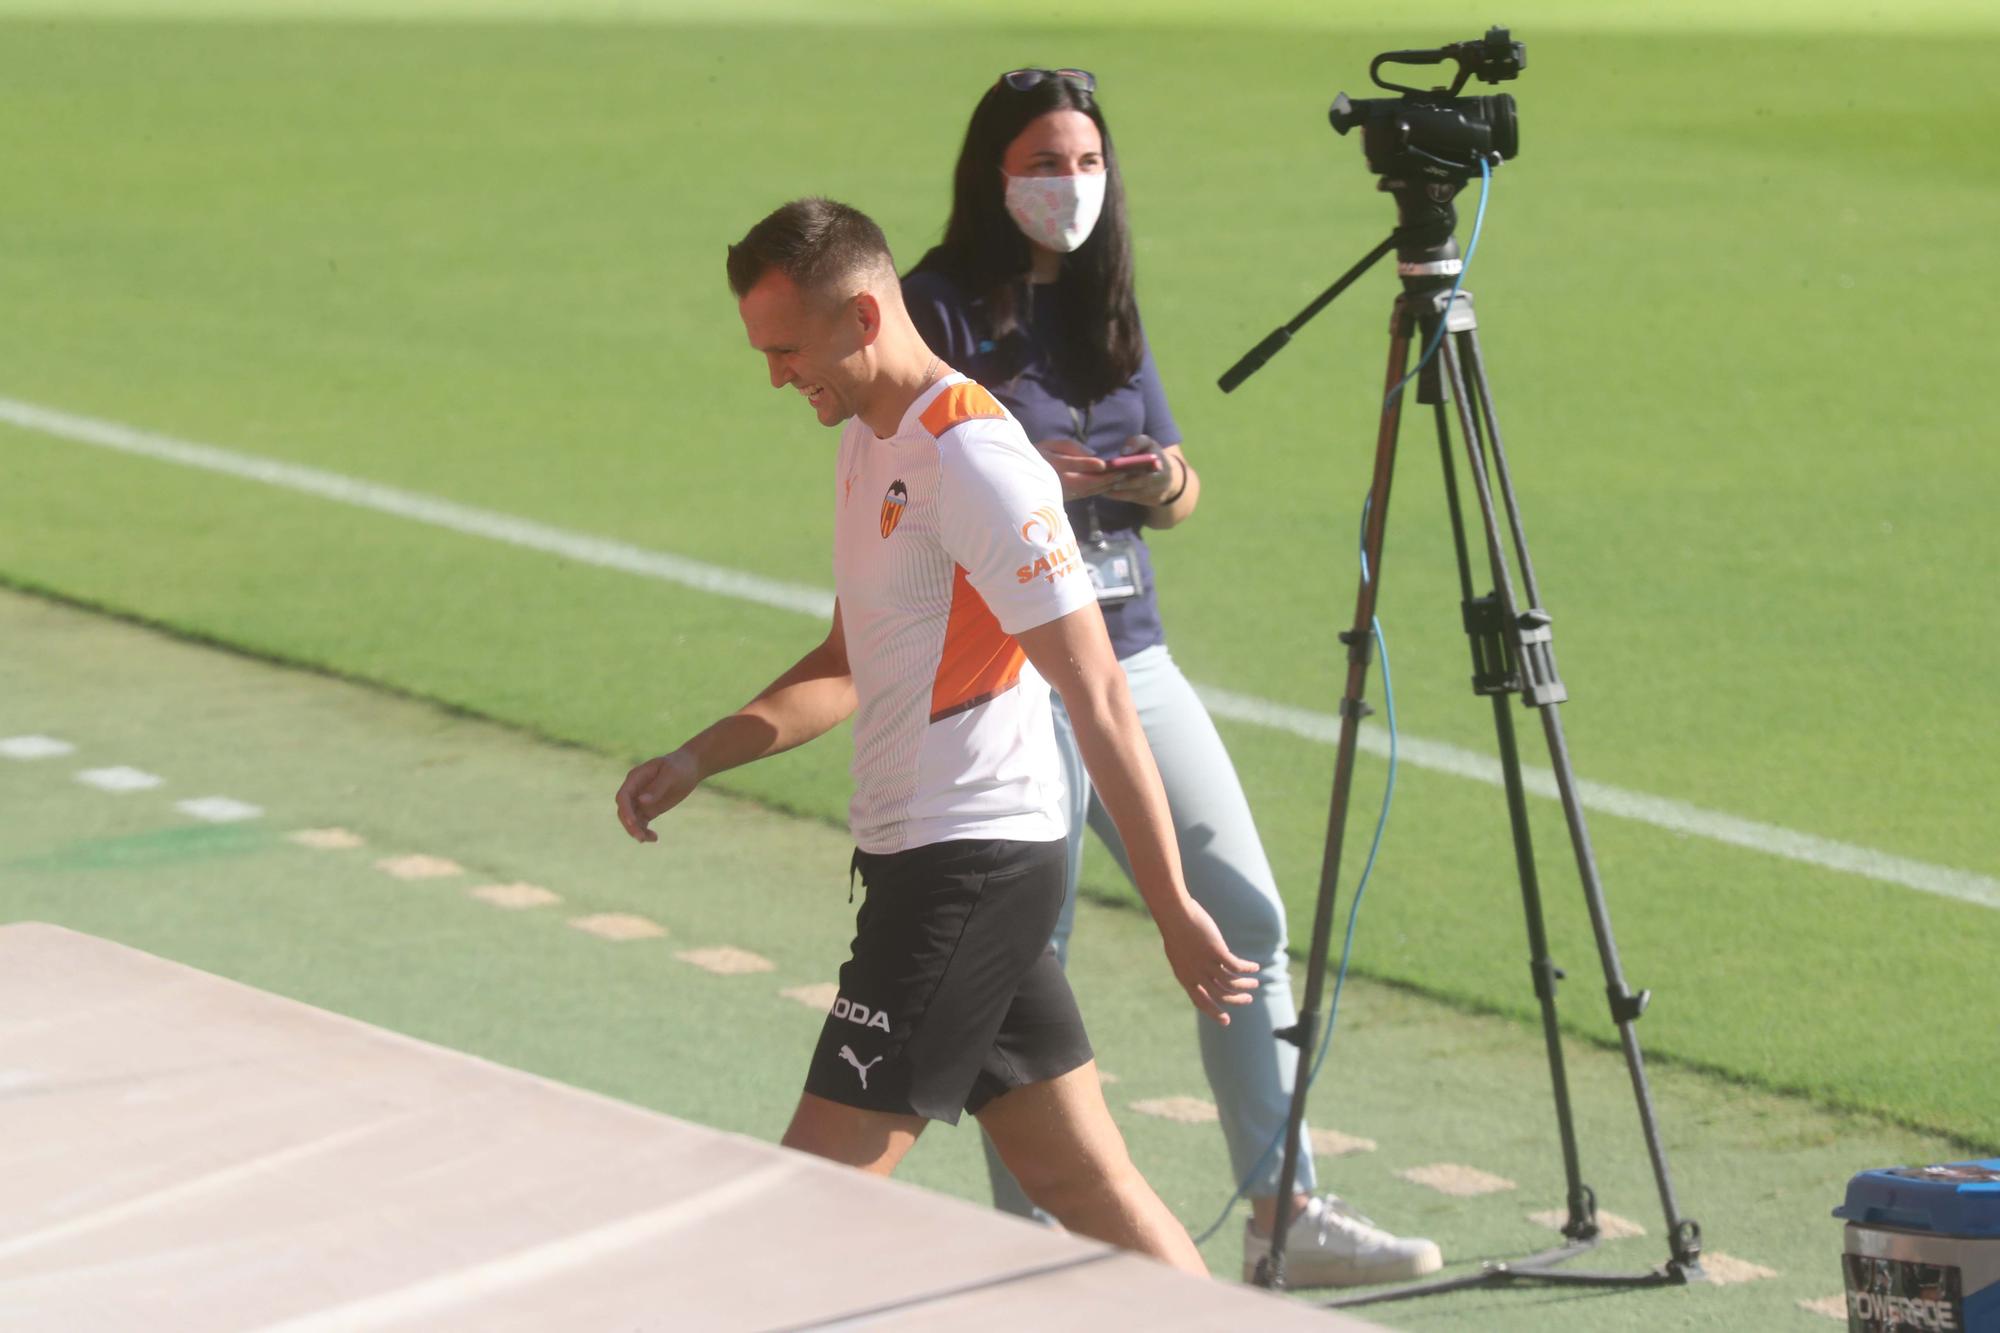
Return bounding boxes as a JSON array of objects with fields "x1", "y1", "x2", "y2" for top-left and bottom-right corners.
[
  {"x1": 1157, "y1": 898, "x2": 1260, "y2": 1024},
  {"x1": 1015, "y1": 605, "x2": 1258, "y2": 1024},
  {"x1": 1033, "y1": 437, "x2": 1121, "y2": 500},
  {"x1": 615, "y1": 750, "x2": 702, "y2": 844}
]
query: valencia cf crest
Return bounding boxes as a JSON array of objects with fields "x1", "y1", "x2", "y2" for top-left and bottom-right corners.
[{"x1": 880, "y1": 480, "x2": 908, "y2": 538}]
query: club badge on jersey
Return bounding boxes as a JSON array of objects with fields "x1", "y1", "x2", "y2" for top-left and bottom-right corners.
[{"x1": 880, "y1": 480, "x2": 908, "y2": 538}]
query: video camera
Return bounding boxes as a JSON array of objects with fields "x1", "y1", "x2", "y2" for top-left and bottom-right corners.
[{"x1": 1330, "y1": 27, "x2": 1524, "y2": 183}]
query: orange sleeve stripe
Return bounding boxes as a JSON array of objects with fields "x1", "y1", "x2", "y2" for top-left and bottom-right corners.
[
  {"x1": 929, "y1": 565, "x2": 1026, "y2": 723},
  {"x1": 919, "y1": 381, "x2": 1008, "y2": 437}
]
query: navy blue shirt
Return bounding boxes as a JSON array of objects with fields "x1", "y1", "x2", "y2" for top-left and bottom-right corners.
[{"x1": 903, "y1": 269, "x2": 1180, "y2": 660}]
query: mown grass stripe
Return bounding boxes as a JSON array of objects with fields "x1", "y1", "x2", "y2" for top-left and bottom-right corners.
[
  {"x1": 1191, "y1": 685, "x2": 2000, "y2": 911},
  {"x1": 5, "y1": 392, "x2": 1995, "y2": 913},
  {"x1": 0, "y1": 396, "x2": 832, "y2": 619}
]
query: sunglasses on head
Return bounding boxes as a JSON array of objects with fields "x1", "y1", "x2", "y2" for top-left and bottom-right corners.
[{"x1": 998, "y1": 68, "x2": 1096, "y2": 94}]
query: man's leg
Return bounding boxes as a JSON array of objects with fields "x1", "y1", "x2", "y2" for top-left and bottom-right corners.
[
  {"x1": 975, "y1": 1062, "x2": 1206, "y2": 1276},
  {"x1": 781, "y1": 1091, "x2": 926, "y2": 1176},
  {"x1": 801, "y1": 840, "x2": 1065, "y2": 1182}
]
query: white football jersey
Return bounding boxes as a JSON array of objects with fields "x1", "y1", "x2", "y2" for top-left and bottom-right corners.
[{"x1": 833, "y1": 374, "x2": 1094, "y2": 854}]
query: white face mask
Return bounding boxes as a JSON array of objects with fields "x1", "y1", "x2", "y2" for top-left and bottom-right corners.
[{"x1": 1002, "y1": 171, "x2": 1107, "y2": 254}]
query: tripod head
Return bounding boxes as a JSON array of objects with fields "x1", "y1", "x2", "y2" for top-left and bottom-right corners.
[
  {"x1": 1217, "y1": 27, "x2": 1523, "y2": 391},
  {"x1": 1332, "y1": 27, "x2": 1523, "y2": 288}
]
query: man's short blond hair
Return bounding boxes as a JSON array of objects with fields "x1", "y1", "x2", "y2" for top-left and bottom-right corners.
[{"x1": 726, "y1": 197, "x2": 897, "y2": 304}]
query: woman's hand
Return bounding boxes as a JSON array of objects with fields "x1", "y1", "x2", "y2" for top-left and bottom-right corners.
[
  {"x1": 1101, "y1": 435, "x2": 1179, "y2": 505},
  {"x1": 1034, "y1": 437, "x2": 1122, "y2": 500}
]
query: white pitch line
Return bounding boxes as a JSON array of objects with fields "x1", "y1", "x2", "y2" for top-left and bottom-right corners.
[
  {"x1": 4, "y1": 393, "x2": 1995, "y2": 913},
  {"x1": 1192, "y1": 686, "x2": 2000, "y2": 911},
  {"x1": 0, "y1": 396, "x2": 831, "y2": 620}
]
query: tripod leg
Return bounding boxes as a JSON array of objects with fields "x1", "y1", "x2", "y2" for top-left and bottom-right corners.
[
  {"x1": 1428, "y1": 378, "x2": 1597, "y2": 1239},
  {"x1": 1255, "y1": 294, "x2": 1418, "y2": 1291},
  {"x1": 1440, "y1": 314, "x2": 1704, "y2": 1273}
]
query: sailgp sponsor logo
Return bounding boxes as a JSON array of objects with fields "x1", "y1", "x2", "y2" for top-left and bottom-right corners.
[
  {"x1": 1016, "y1": 504, "x2": 1078, "y2": 585},
  {"x1": 1017, "y1": 543, "x2": 1079, "y2": 586},
  {"x1": 1020, "y1": 504, "x2": 1064, "y2": 545},
  {"x1": 831, "y1": 996, "x2": 892, "y2": 1032}
]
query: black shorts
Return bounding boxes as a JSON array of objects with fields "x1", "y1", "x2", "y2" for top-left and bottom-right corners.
[{"x1": 803, "y1": 837, "x2": 1093, "y2": 1123}]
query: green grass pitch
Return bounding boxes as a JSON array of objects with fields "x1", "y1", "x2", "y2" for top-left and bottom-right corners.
[{"x1": 1, "y1": 0, "x2": 1996, "y2": 1161}]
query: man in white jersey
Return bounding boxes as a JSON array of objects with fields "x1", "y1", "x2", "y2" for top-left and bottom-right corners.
[{"x1": 615, "y1": 197, "x2": 1255, "y2": 1274}]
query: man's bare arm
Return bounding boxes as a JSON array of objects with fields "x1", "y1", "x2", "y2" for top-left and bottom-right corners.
[
  {"x1": 615, "y1": 604, "x2": 857, "y2": 843},
  {"x1": 1015, "y1": 605, "x2": 1256, "y2": 1021}
]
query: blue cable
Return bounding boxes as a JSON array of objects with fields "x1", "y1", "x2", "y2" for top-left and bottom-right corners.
[
  {"x1": 1194, "y1": 160, "x2": 1495, "y2": 1249},
  {"x1": 1385, "y1": 154, "x2": 1494, "y2": 410},
  {"x1": 1192, "y1": 505, "x2": 1400, "y2": 1246}
]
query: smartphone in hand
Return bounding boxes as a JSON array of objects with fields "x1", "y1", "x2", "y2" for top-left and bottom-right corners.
[{"x1": 1108, "y1": 452, "x2": 1162, "y2": 471}]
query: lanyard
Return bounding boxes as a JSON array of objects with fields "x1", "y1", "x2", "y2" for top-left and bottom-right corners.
[{"x1": 1067, "y1": 404, "x2": 1107, "y2": 544}]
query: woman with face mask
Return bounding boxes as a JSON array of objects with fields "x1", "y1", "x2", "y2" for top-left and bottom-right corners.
[{"x1": 901, "y1": 69, "x2": 1443, "y2": 1288}]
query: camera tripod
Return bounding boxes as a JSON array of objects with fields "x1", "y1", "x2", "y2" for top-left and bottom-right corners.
[{"x1": 1220, "y1": 181, "x2": 1706, "y2": 1306}]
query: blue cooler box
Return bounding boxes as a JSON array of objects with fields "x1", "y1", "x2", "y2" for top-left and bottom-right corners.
[{"x1": 1835, "y1": 1159, "x2": 2000, "y2": 1332}]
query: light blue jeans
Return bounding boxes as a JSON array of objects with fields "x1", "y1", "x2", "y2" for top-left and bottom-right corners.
[{"x1": 983, "y1": 643, "x2": 1316, "y2": 1212}]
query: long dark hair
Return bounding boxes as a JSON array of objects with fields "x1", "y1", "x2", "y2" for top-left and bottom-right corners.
[{"x1": 908, "y1": 76, "x2": 1142, "y2": 405}]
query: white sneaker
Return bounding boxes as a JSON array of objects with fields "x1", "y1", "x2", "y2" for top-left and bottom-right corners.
[{"x1": 1241, "y1": 1195, "x2": 1443, "y2": 1288}]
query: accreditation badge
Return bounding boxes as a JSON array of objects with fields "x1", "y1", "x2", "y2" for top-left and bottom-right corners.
[{"x1": 1081, "y1": 533, "x2": 1145, "y2": 605}]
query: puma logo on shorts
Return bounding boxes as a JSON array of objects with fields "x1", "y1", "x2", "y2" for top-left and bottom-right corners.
[
  {"x1": 803, "y1": 837, "x2": 1091, "y2": 1123},
  {"x1": 838, "y1": 1045, "x2": 883, "y2": 1089}
]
